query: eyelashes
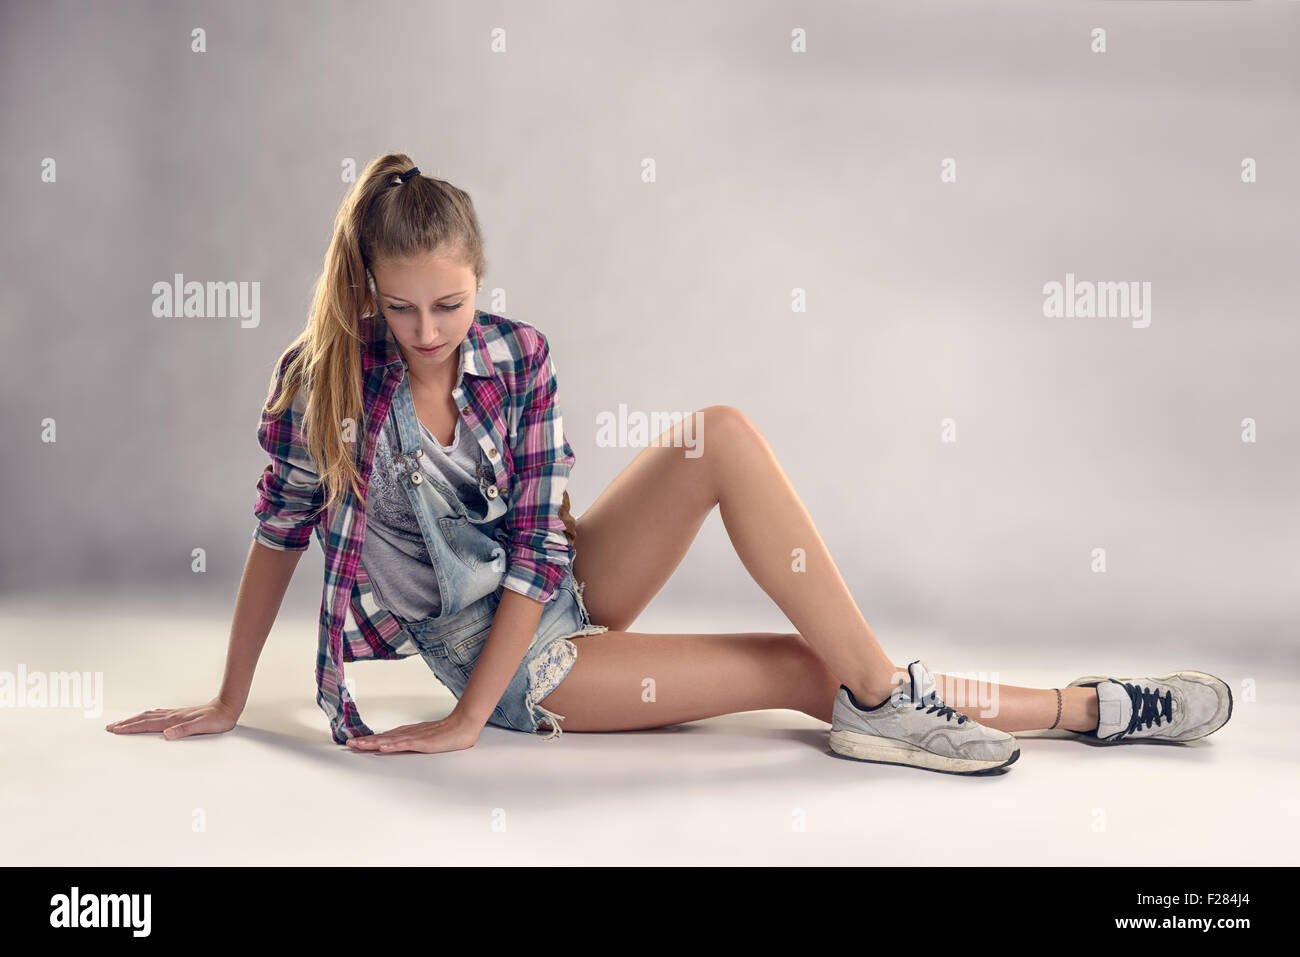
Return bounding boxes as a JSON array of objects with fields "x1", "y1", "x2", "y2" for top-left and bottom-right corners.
[{"x1": 385, "y1": 302, "x2": 463, "y2": 313}]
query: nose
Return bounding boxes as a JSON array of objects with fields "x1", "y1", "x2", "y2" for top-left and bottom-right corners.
[{"x1": 416, "y1": 309, "x2": 439, "y2": 340}]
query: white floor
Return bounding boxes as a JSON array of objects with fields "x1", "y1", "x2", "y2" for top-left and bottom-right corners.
[{"x1": 3, "y1": 592, "x2": 1297, "y2": 867}]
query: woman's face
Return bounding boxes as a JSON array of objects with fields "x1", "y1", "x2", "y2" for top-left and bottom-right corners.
[{"x1": 371, "y1": 251, "x2": 480, "y2": 378}]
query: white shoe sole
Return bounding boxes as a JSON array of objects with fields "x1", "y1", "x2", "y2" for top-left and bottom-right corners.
[{"x1": 829, "y1": 729, "x2": 1020, "y2": 775}]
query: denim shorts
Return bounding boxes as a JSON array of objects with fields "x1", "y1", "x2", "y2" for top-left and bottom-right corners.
[{"x1": 399, "y1": 569, "x2": 609, "y2": 739}]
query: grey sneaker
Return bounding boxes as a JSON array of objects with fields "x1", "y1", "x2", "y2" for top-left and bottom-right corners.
[
  {"x1": 1066, "y1": 671, "x2": 1232, "y2": 743},
  {"x1": 829, "y1": 659, "x2": 1020, "y2": 775}
]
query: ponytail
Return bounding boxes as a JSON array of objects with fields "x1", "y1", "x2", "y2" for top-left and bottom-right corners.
[{"x1": 263, "y1": 152, "x2": 486, "y2": 518}]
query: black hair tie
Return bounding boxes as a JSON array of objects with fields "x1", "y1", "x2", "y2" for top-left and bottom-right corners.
[{"x1": 397, "y1": 166, "x2": 420, "y2": 183}]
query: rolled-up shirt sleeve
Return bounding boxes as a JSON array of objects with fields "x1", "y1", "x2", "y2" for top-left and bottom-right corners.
[
  {"x1": 500, "y1": 329, "x2": 576, "y2": 603},
  {"x1": 252, "y1": 349, "x2": 326, "y2": 552}
]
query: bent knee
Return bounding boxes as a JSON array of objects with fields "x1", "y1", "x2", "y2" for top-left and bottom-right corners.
[
  {"x1": 699, "y1": 403, "x2": 756, "y2": 435},
  {"x1": 694, "y1": 405, "x2": 764, "y2": 456}
]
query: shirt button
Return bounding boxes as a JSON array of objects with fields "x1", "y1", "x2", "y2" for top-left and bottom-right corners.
[
  {"x1": 460, "y1": 406, "x2": 471, "y2": 415},
  {"x1": 487, "y1": 448, "x2": 497, "y2": 458},
  {"x1": 485, "y1": 485, "x2": 498, "y2": 499},
  {"x1": 410, "y1": 471, "x2": 423, "y2": 486}
]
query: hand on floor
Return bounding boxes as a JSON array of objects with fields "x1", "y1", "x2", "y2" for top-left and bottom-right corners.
[{"x1": 346, "y1": 708, "x2": 483, "y2": 754}]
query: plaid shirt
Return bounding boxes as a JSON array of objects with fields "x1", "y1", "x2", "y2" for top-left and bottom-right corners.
[{"x1": 251, "y1": 309, "x2": 577, "y2": 744}]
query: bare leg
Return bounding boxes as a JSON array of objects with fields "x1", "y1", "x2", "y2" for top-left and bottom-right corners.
[
  {"x1": 929, "y1": 674, "x2": 1098, "y2": 733},
  {"x1": 538, "y1": 629, "x2": 1100, "y2": 733},
  {"x1": 539, "y1": 632, "x2": 836, "y2": 731},
  {"x1": 575, "y1": 405, "x2": 900, "y2": 705},
  {"x1": 562, "y1": 405, "x2": 1098, "y2": 730}
]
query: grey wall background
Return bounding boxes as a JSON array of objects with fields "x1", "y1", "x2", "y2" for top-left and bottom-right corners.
[{"x1": 2, "y1": 0, "x2": 1296, "y2": 659}]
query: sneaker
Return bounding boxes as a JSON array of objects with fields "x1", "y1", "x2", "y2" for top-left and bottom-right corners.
[
  {"x1": 829, "y1": 659, "x2": 1020, "y2": 775},
  {"x1": 1066, "y1": 671, "x2": 1233, "y2": 743}
]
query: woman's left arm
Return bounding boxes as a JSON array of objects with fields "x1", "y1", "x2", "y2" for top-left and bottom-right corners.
[
  {"x1": 455, "y1": 589, "x2": 546, "y2": 726},
  {"x1": 499, "y1": 326, "x2": 577, "y2": 604}
]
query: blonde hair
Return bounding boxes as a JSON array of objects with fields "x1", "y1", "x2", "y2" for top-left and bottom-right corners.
[{"x1": 262, "y1": 152, "x2": 486, "y2": 518}]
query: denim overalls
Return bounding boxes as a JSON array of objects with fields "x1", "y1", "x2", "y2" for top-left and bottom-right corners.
[{"x1": 385, "y1": 361, "x2": 608, "y2": 738}]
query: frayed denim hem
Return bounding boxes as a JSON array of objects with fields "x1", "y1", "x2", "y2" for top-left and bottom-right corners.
[{"x1": 523, "y1": 623, "x2": 610, "y2": 739}]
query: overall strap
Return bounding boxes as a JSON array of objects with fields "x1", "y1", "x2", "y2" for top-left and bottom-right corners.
[{"x1": 389, "y1": 365, "x2": 424, "y2": 462}]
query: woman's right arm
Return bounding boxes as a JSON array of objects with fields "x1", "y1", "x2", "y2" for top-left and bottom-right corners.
[{"x1": 215, "y1": 540, "x2": 306, "y2": 716}]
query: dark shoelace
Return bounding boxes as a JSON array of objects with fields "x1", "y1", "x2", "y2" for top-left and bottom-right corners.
[
  {"x1": 912, "y1": 694, "x2": 969, "y2": 724},
  {"x1": 1120, "y1": 681, "x2": 1174, "y2": 737}
]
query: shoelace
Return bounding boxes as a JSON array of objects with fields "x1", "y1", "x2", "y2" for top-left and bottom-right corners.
[
  {"x1": 910, "y1": 694, "x2": 969, "y2": 724},
  {"x1": 1120, "y1": 681, "x2": 1174, "y2": 737}
]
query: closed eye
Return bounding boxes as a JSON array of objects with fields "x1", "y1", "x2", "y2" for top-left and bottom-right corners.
[{"x1": 385, "y1": 303, "x2": 463, "y2": 312}]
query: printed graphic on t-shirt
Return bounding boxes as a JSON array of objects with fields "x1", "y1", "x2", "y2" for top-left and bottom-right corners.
[{"x1": 366, "y1": 423, "x2": 429, "y2": 555}]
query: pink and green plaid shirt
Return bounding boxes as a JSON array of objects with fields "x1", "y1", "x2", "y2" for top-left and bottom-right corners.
[{"x1": 251, "y1": 309, "x2": 577, "y2": 744}]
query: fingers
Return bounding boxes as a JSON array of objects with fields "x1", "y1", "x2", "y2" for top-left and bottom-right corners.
[
  {"x1": 348, "y1": 729, "x2": 421, "y2": 752},
  {"x1": 347, "y1": 720, "x2": 434, "y2": 747},
  {"x1": 105, "y1": 709, "x2": 166, "y2": 730},
  {"x1": 345, "y1": 719, "x2": 461, "y2": 753},
  {"x1": 105, "y1": 712, "x2": 174, "y2": 734},
  {"x1": 106, "y1": 708, "x2": 214, "y2": 737}
]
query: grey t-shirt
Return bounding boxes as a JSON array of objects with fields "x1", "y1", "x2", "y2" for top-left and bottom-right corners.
[{"x1": 361, "y1": 410, "x2": 498, "y2": 622}]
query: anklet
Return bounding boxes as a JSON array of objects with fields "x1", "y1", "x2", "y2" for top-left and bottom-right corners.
[{"x1": 1048, "y1": 688, "x2": 1062, "y2": 729}]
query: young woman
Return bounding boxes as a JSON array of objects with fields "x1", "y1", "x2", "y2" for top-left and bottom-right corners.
[{"x1": 105, "y1": 153, "x2": 1233, "y2": 775}]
